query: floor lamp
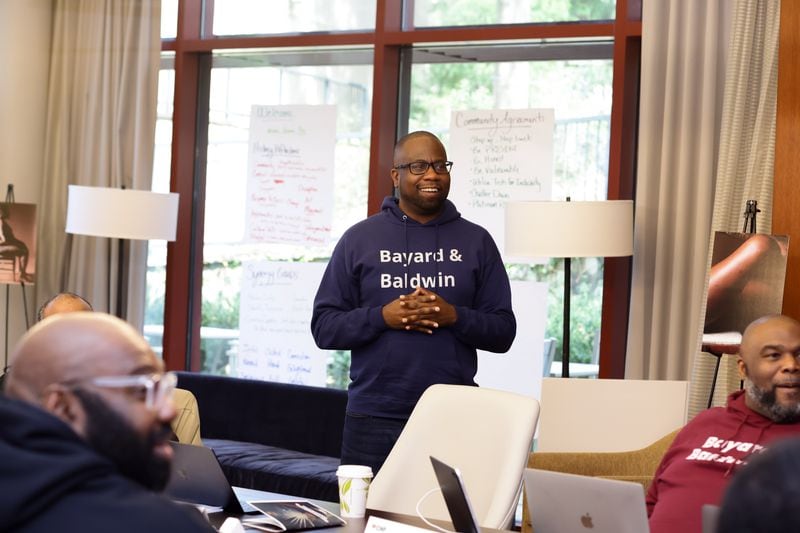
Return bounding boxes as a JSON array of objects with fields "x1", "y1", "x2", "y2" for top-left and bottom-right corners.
[
  {"x1": 65, "y1": 185, "x2": 179, "y2": 319},
  {"x1": 505, "y1": 199, "x2": 633, "y2": 378}
]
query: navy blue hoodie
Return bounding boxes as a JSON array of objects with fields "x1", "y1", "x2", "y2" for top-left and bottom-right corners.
[{"x1": 311, "y1": 196, "x2": 516, "y2": 418}]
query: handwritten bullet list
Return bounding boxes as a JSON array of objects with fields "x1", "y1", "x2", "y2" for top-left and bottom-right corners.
[
  {"x1": 236, "y1": 261, "x2": 329, "y2": 386},
  {"x1": 448, "y1": 109, "x2": 555, "y2": 252},
  {"x1": 245, "y1": 105, "x2": 337, "y2": 247}
]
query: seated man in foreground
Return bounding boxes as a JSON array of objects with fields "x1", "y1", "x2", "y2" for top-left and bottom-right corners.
[
  {"x1": 0, "y1": 312, "x2": 214, "y2": 532},
  {"x1": 647, "y1": 314, "x2": 800, "y2": 533}
]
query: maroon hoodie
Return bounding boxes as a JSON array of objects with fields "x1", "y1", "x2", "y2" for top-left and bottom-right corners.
[{"x1": 647, "y1": 390, "x2": 800, "y2": 533}]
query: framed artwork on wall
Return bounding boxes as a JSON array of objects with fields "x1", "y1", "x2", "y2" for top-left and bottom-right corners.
[{"x1": 0, "y1": 202, "x2": 37, "y2": 285}]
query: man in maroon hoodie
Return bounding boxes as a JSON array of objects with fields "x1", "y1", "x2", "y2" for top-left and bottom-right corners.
[{"x1": 647, "y1": 314, "x2": 800, "y2": 533}]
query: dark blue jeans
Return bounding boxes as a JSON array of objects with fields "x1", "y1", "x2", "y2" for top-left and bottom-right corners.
[{"x1": 340, "y1": 412, "x2": 407, "y2": 476}]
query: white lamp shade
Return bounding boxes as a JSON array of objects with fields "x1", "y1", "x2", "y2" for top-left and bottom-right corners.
[
  {"x1": 66, "y1": 185, "x2": 180, "y2": 241},
  {"x1": 505, "y1": 200, "x2": 633, "y2": 258}
]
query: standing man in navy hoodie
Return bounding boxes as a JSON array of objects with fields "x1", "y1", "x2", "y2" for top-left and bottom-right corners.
[{"x1": 311, "y1": 130, "x2": 516, "y2": 474}]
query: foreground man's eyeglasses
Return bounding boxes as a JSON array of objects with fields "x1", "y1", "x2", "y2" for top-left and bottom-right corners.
[{"x1": 73, "y1": 371, "x2": 178, "y2": 410}]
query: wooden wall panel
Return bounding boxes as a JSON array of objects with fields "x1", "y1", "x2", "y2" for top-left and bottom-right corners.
[{"x1": 774, "y1": 0, "x2": 800, "y2": 318}]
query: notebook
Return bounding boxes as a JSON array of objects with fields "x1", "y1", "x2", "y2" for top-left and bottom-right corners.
[
  {"x1": 429, "y1": 456, "x2": 481, "y2": 533},
  {"x1": 523, "y1": 468, "x2": 649, "y2": 533},
  {"x1": 243, "y1": 500, "x2": 346, "y2": 532},
  {"x1": 164, "y1": 441, "x2": 252, "y2": 514}
]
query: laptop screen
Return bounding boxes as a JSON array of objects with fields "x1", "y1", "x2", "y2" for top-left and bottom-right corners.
[
  {"x1": 524, "y1": 468, "x2": 648, "y2": 533},
  {"x1": 429, "y1": 456, "x2": 481, "y2": 533},
  {"x1": 164, "y1": 441, "x2": 246, "y2": 514}
]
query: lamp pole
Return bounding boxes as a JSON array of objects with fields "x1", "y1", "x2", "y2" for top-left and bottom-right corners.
[
  {"x1": 115, "y1": 237, "x2": 127, "y2": 319},
  {"x1": 561, "y1": 196, "x2": 571, "y2": 378},
  {"x1": 562, "y1": 254, "x2": 571, "y2": 378}
]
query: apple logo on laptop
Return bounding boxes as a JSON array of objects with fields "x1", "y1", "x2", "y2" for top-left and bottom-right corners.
[{"x1": 580, "y1": 513, "x2": 594, "y2": 528}]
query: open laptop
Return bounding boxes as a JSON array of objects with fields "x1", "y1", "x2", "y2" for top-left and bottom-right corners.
[
  {"x1": 164, "y1": 441, "x2": 254, "y2": 514},
  {"x1": 523, "y1": 468, "x2": 648, "y2": 533},
  {"x1": 429, "y1": 456, "x2": 481, "y2": 533}
]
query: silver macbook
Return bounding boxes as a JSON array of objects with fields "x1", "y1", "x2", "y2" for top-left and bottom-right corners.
[
  {"x1": 164, "y1": 441, "x2": 256, "y2": 514},
  {"x1": 524, "y1": 468, "x2": 648, "y2": 533}
]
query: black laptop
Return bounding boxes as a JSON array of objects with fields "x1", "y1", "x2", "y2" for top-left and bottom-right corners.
[
  {"x1": 164, "y1": 441, "x2": 250, "y2": 514},
  {"x1": 429, "y1": 456, "x2": 481, "y2": 533}
]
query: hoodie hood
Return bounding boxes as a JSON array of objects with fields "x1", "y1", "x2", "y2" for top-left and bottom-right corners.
[
  {"x1": 725, "y1": 389, "x2": 775, "y2": 427},
  {"x1": 0, "y1": 397, "x2": 117, "y2": 529},
  {"x1": 722, "y1": 389, "x2": 775, "y2": 463}
]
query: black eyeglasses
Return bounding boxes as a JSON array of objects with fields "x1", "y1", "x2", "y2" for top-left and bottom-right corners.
[{"x1": 394, "y1": 160, "x2": 453, "y2": 175}]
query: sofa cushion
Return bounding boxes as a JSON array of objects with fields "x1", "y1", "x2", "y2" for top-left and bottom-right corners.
[{"x1": 205, "y1": 438, "x2": 340, "y2": 502}]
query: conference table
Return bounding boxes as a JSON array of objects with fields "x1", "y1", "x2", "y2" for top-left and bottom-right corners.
[{"x1": 206, "y1": 487, "x2": 509, "y2": 533}]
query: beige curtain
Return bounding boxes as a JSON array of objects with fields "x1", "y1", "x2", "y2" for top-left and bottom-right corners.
[
  {"x1": 625, "y1": 1, "x2": 732, "y2": 381},
  {"x1": 36, "y1": 0, "x2": 161, "y2": 328},
  {"x1": 689, "y1": 0, "x2": 781, "y2": 416}
]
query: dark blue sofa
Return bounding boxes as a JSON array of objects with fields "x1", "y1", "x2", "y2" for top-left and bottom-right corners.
[{"x1": 175, "y1": 372, "x2": 347, "y2": 502}]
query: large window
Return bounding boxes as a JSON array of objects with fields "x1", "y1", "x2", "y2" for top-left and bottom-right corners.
[
  {"x1": 406, "y1": 47, "x2": 612, "y2": 198},
  {"x1": 145, "y1": 60, "x2": 176, "y2": 357},
  {"x1": 199, "y1": 50, "x2": 372, "y2": 382},
  {"x1": 156, "y1": 0, "x2": 641, "y2": 384},
  {"x1": 405, "y1": 45, "x2": 612, "y2": 365}
]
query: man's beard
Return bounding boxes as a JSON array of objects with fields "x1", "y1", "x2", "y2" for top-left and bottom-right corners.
[
  {"x1": 744, "y1": 379, "x2": 800, "y2": 423},
  {"x1": 72, "y1": 388, "x2": 173, "y2": 490},
  {"x1": 406, "y1": 195, "x2": 445, "y2": 217}
]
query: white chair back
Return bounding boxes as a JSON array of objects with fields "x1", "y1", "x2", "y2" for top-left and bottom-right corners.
[
  {"x1": 366, "y1": 384, "x2": 540, "y2": 529},
  {"x1": 537, "y1": 378, "x2": 689, "y2": 453}
]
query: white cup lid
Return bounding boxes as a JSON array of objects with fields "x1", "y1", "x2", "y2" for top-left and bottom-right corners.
[{"x1": 337, "y1": 464, "x2": 373, "y2": 478}]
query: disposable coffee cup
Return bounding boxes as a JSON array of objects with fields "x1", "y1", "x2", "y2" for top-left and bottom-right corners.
[{"x1": 336, "y1": 464, "x2": 373, "y2": 518}]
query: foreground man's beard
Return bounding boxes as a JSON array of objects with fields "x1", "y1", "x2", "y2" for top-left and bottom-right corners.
[{"x1": 73, "y1": 388, "x2": 173, "y2": 490}]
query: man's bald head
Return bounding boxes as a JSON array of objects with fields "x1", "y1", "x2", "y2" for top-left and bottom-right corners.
[
  {"x1": 5, "y1": 312, "x2": 160, "y2": 404},
  {"x1": 37, "y1": 292, "x2": 92, "y2": 321},
  {"x1": 738, "y1": 314, "x2": 800, "y2": 422},
  {"x1": 393, "y1": 130, "x2": 446, "y2": 165},
  {"x1": 740, "y1": 315, "x2": 800, "y2": 362}
]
